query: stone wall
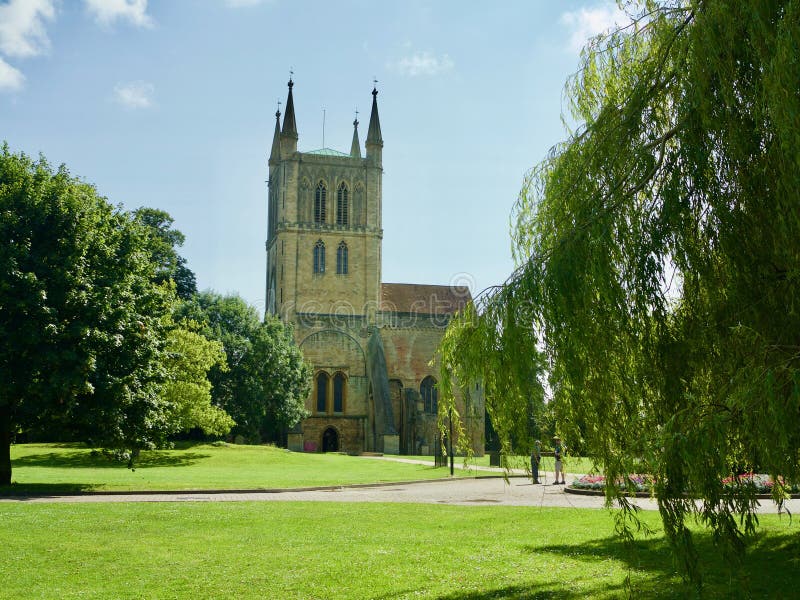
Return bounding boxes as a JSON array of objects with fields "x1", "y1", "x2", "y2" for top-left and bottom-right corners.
[
  {"x1": 378, "y1": 322, "x2": 485, "y2": 456},
  {"x1": 270, "y1": 152, "x2": 383, "y2": 322},
  {"x1": 297, "y1": 326, "x2": 369, "y2": 418},
  {"x1": 302, "y1": 415, "x2": 365, "y2": 454}
]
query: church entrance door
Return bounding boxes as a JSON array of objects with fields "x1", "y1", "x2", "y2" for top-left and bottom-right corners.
[{"x1": 322, "y1": 427, "x2": 339, "y2": 452}]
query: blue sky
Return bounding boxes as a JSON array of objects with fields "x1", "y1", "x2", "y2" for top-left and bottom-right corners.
[{"x1": 0, "y1": 0, "x2": 628, "y2": 313}]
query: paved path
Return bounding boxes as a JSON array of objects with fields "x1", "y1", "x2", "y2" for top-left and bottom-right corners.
[
  {"x1": 3, "y1": 456, "x2": 796, "y2": 513},
  {"x1": 3, "y1": 475, "x2": 798, "y2": 514}
]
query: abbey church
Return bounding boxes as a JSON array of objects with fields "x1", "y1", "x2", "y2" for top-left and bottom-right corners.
[{"x1": 265, "y1": 79, "x2": 484, "y2": 456}]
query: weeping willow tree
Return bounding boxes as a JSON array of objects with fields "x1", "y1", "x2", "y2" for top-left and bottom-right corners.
[{"x1": 437, "y1": 0, "x2": 800, "y2": 588}]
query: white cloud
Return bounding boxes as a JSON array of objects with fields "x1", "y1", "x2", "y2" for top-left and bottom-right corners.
[
  {"x1": 0, "y1": 0, "x2": 55, "y2": 58},
  {"x1": 393, "y1": 51, "x2": 454, "y2": 77},
  {"x1": 560, "y1": 3, "x2": 629, "y2": 53},
  {"x1": 84, "y1": 0, "x2": 153, "y2": 28},
  {"x1": 114, "y1": 81, "x2": 154, "y2": 109},
  {"x1": 0, "y1": 57, "x2": 25, "y2": 92}
]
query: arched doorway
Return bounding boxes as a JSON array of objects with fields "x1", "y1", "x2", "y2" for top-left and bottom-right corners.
[{"x1": 322, "y1": 427, "x2": 339, "y2": 452}]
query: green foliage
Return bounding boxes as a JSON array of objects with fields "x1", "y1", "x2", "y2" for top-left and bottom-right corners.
[
  {"x1": 178, "y1": 292, "x2": 311, "y2": 442},
  {"x1": 162, "y1": 326, "x2": 233, "y2": 437},
  {"x1": 0, "y1": 145, "x2": 184, "y2": 481},
  {"x1": 133, "y1": 207, "x2": 197, "y2": 300},
  {"x1": 437, "y1": 0, "x2": 800, "y2": 589},
  {"x1": 437, "y1": 285, "x2": 548, "y2": 460},
  {"x1": 0, "y1": 146, "x2": 229, "y2": 479}
]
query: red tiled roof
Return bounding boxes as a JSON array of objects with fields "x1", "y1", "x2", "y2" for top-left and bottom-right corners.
[{"x1": 380, "y1": 283, "x2": 472, "y2": 315}]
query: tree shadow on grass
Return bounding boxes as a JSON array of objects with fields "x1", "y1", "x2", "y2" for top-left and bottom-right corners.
[
  {"x1": 0, "y1": 482, "x2": 97, "y2": 497},
  {"x1": 435, "y1": 583, "x2": 596, "y2": 599},
  {"x1": 435, "y1": 529, "x2": 800, "y2": 599},
  {"x1": 12, "y1": 449, "x2": 210, "y2": 469}
]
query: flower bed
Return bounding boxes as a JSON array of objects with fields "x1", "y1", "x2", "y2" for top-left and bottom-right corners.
[
  {"x1": 572, "y1": 474, "x2": 651, "y2": 493},
  {"x1": 721, "y1": 472, "x2": 800, "y2": 495},
  {"x1": 572, "y1": 473, "x2": 800, "y2": 495}
]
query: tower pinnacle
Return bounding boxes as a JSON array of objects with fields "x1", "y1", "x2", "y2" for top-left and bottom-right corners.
[
  {"x1": 366, "y1": 86, "x2": 383, "y2": 147},
  {"x1": 269, "y1": 108, "x2": 281, "y2": 163},
  {"x1": 350, "y1": 115, "x2": 361, "y2": 158},
  {"x1": 366, "y1": 85, "x2": 383, "y2": 166},
  {"x1": 281, "y1": 77, "x2": 298, "y2": 139}
]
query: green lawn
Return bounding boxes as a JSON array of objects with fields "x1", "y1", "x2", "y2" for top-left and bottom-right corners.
[
  {"x1": 4, "y1": 443, "x2": 474, "y2": 493},
  {"x1": 0, "y1": 501, "x2": 797, "y2": 598}
]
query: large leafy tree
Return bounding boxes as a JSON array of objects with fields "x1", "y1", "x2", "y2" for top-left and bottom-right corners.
[
  {"x1": 0, "y1": 146, "x2": 178, "y2": 483},
  {"x1": 178, "y1": 292, "x2": 310, "y2": 443},
  {"x1": 133, "y1": 207, "x2": 197, "y2": 300},
  {"x1": 438, "y1": 0, "x2": 799, "y2": 589}
]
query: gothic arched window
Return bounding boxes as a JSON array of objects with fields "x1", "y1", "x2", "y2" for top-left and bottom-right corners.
[
  {"x1": 313, "y1": 239, "x2": 325, "y2": 274},
  {"x1": 336, "y1": 241, "x2": 348, "y2": 275},
  {"x1": 333, "y1": 372, "x2": 346, "y2": 413},
  {"x1": 420, "y1": 376, "x2": 438, "y2": 414},
  {"x1": 336, "y1": 182, "x2": 349, "y2": 226},
  {"x1": 316, "y1": 371, "x2": 329, "y2": 413},
  {"x1": 314, "y1": 181, "x2": 327, "y2": 223}
]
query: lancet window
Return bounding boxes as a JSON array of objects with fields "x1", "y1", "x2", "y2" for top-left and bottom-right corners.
[{"x1": 313, "y1": 239, "x2": 325, "y2": 274}]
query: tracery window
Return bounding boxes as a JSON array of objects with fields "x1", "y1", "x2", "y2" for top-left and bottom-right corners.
[
  {"x1": 313, "y1": 239, "x2": 325, "y2": 274},
  {"x1": 336, "y1": 182, "x2": 349, "y2": 225},
  {"x1": 314, "y1": 181, "x2": 327, "y2": 223},
  {"x1": 316, "y1": 371, "x2": 329, "y2": 413},
  {"x1": 333, "y1": 372, "x2": 346, "y2": 413},
  {"x1": 420, "y1": 376, "x2": 438, "y2": 414},
  {"x1": 336, "y1": 241, "x2": 348, "y2": 275}
]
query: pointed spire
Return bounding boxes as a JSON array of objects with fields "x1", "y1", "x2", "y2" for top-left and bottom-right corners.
[
  {"x1": 350, "y1": 116, "x2": 361, "y2": 158},
  {"x1": 281, "y1": 77, "x2": 298, "y2": 139},
  {"x1": 269, "y1": 109, "x2": 281, "y2": 163},
  {"x1": 366, "y1": 86, "x2": 383, "y2": 147}
]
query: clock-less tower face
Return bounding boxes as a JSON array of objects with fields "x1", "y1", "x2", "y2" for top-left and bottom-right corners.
[{"x1": 265, "y1": 82, "x2": 384, "y2": 326}]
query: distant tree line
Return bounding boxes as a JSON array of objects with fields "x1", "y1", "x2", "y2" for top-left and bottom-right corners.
[{"x1": 0, "y1": 144, "x2": 310, "y2": 484}]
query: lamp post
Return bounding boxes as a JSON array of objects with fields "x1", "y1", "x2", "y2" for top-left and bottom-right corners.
[{"x1": 449, "y1": 406, "x2": 454, "y2": 476}]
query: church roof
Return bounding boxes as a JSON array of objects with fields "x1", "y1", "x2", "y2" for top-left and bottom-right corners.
[
  {"x1": 305, "y1": 147, "x2": 351, "y2": 157},
  {"x1": 380, "y1": 283, "x2": 472, "y2": 315}
]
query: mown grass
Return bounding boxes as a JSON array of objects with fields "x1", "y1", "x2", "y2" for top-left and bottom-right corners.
[
  {"x1": 3, "y1": 443, "x2": 476, "y2": 493},
  {"x1": 0, "y1": 501, "x2": 796, "y2": 598}
]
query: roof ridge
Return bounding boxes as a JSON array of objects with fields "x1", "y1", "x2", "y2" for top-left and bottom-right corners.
[{"x1": 305, "y1": 147, "x2": 350, "y2": 157}]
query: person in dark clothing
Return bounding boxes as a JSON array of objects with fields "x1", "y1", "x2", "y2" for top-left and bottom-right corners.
[{"x1": 531, "y1": 440, "x2": 541, "y2": 484}]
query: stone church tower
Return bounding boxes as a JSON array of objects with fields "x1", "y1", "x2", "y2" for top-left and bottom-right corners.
[{"x1": 266, "y1": 78, "x2": 483, "y2": 456}]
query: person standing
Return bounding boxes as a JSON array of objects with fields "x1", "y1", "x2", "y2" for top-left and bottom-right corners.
[
  {"x1": 553, "y1": 436, "x2": 566, "y2": 484},
  {"x1": 531, "y1": 440, "x2": 541, "y2": 484}
]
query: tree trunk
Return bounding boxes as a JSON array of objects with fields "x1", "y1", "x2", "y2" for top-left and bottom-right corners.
[{"x1": 0, "y1": 403, "x2": 11, "y2": 486}]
